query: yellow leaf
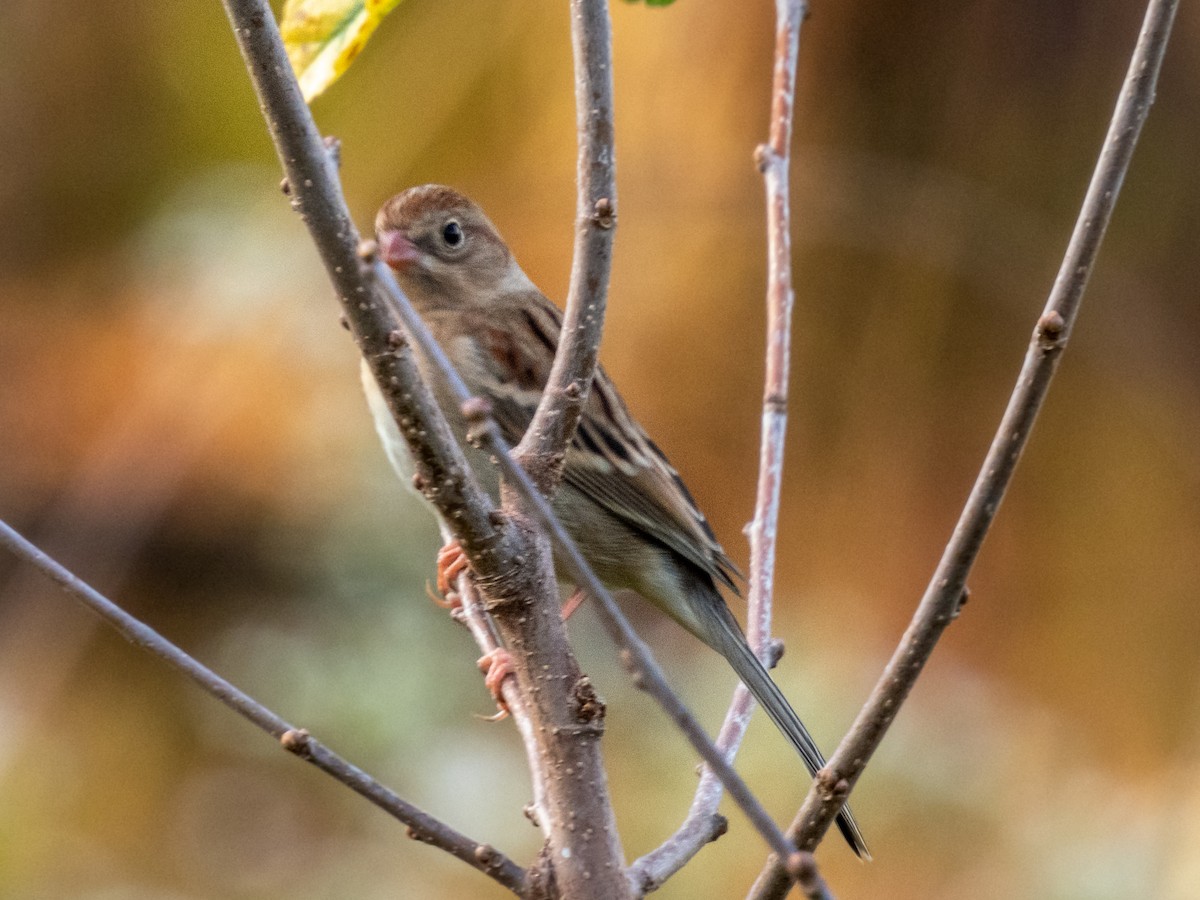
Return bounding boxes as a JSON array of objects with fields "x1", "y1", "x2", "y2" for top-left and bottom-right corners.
[{"x1": 281, "y1": 0, "x2": 404, "y2": 103}]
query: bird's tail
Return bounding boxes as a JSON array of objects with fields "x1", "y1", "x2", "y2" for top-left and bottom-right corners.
[{"x1": 696, "y1": 600, "x2": 871, "y2": 860}]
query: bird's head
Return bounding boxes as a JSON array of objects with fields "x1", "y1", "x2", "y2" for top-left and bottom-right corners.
[{"x1": 375, "y1": 185, "x2": 524, "y2": 310}]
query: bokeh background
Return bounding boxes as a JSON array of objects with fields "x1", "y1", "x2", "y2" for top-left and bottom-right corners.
[{"x1": 2, "y1": 1, "x2": 1199, "y2": 897}]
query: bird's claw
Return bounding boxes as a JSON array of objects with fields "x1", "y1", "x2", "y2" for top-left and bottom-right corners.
[
  {"x1": 476, "y1": 647, "x2": 514, "y2": 720},
  {"x1": 431, "y1": 540, "x2": 470, "y2": 609},
  {"x1": 425, "y1": 579, "x2": 461, "y2": 609}
]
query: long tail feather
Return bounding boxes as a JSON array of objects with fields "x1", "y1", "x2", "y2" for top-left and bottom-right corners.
[{"x1": 697, "y1": 600, "x2": 871, "y2": 859}]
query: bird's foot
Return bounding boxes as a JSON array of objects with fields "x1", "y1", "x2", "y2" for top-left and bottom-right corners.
[
  {"x1": 476, "y1": 647, "x2": 514, "y2": 721},
  {"x1": 432, "y1": 540, "x2": 470, "y2": 608}
]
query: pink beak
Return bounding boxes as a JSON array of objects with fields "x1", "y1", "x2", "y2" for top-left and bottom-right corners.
[{"x1": 378, "y1": 229, "x2": 422, "y2": 272}]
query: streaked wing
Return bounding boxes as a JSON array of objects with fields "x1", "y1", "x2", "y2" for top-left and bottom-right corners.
[{"x1": 471, "y1": 293, "x2": 740, "y2": 592}]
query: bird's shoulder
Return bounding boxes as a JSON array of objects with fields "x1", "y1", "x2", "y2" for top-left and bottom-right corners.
[{"x1": 431, "y1": 288, "x2": 741, "y2": 591}]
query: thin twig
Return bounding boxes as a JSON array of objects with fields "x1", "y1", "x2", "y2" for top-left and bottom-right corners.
[
  {"x1": 0, "y1": 518, "x2": 528, "y2": 896},
  {"x1": 220, "y1": 0, "x2": 799, "y2": 870},
  {"x1": 440, "y1": 524, "x2": 553, "y2": 839},
  {"x1": 751, "y1": 0, "x2": 1178, "y2": 893},
  {"x1": 793, "y1": 853, "x2": 838, "y2": 900},
  {"x1": 629, "y1": 0, "x2": 810, "y2": 890},
  {"x1": 748, "y1": 0, "x2": 805, "y2": 655},
  {"x1": 514, "y1": 0, "x2": 616, "y2": 490}
]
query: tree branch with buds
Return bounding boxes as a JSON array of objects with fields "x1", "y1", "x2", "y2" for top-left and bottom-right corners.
[
  {"x1": 751, "y1": 0, "x2": 1178, "y2": 894},
  {"x1": 0, "y1": 519, "x2": 528, "y2": 895},
  {"x1": 514, "y1": 0, "x2": 617, "y2": 488}
]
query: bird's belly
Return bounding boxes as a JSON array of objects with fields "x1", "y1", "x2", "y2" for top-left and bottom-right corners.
[{"x1": 362, "y1": 361, "x2": 694, "y2": 630}]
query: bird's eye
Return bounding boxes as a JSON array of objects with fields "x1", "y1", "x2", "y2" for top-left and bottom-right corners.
[{"x1": 442, "y1": 221, "x2": 464, "y2": 247}]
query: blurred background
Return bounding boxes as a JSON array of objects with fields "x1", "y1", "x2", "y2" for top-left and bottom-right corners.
[{"x1": 1, "y1": 1, "x2": 1198, "y2": 897}]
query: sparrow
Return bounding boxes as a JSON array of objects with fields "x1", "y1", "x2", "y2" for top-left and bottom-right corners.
[{"x1": 363, "y1": 184, "x2": 868, "y2": 858}]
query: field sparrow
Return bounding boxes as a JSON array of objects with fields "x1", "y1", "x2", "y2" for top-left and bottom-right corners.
[{"x1": 363, "y1": 184, "x2": 867, "y2": 858}]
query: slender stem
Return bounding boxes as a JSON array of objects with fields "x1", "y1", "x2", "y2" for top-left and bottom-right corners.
[
  {"x1": 440, "y1": 525, "x2": 552, "y2": 838},
  {"x1": 444, "y1": 529, "x2": 629, "y2": 900},
  {"x1": 0, "y1": 518, "x2": 528, "y2": 896},
  {"x1": 514, "y1": 0, "x2": 616, "y2": 490},
  {"x1": 751, "y1": 0, "x2": 1178, "y2": 893},
  {"x1": 629, "y1": 0, "x2": 810, "y2": 890},
  {"x1": 748, "y1": 0, "x2": 805, "y2": 653},
  {"x1": 220, "y1": 0, "x2": 523, "y2": 595}
]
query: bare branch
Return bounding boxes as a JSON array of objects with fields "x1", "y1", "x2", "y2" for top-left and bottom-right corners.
[
  {"x1": 440, "y1": 526, "x2": 630, "y2": 900},
  {"x1": 791, "y1": 852, "x2": 838, "y2": 900},
  {"x1": 631, "y1": 0, "x2": 811, "y2": 889},
  {"x1": 220, "y1": 0, "x2": 526, "y2": 601},
  {"x1": 442, "y1": 523, "x2": 553, "y2": 838},
  {"x1": 748, "y1": 0, "x2": 806, "y2": 654},
  {"x1": 0, "y1": 518, "x2": 528, "y2": 896},
  {"x1": 751, "y1": 0, "x2": 1179, "y2": 892},
  {"x1": 514, "y1": 0, "x2": 617, "y2": 490}
]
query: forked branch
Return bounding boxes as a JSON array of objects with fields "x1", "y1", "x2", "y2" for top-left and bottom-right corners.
[{"x1": 219, "y1": 0, "x2": 807, "y2": 888}]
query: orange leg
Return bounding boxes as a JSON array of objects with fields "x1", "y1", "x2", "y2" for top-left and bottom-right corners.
[
  {"x1": 560, "y1": 587, "x2": 587, "y2": 621},
  {"x1": 432, "y1": 540, "x2": 470, "y2": 609},
  {"x1": 477, "y1": 647, "x2": 514, "y2": 720}
]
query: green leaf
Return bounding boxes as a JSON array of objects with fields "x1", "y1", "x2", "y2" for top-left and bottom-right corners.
[{"x1": 281, "y1": 0, "x2": 404, "y2": 103}]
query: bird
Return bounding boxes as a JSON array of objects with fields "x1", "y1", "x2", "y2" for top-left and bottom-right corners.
[{"x1": 363, "y1": 183, "x2": 869, "y2": 859}]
